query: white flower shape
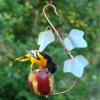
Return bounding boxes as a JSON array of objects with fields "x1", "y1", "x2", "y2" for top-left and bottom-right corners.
[
  {"x1": 38, "y1": 29, "x2": 55, "y2": 52},
  {"x1": 63, "y1": 55, "x2": 89, "y2": 78},
  {"x1": 63, "y1": 29, "x2": 88, "y2": 51}
]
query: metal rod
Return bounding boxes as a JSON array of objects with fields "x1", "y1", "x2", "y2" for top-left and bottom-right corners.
[
  {"x1": 42, "y1": 2, "x2": 78, "y2": 96},
  {"x1": 43, "y1": 3, "x2": 73, "y2": 59}
]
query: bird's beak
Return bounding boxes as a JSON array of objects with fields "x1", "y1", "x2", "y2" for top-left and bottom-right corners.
[{"x1": 15, "y1": 54, "x2": 31, "y2": 61}]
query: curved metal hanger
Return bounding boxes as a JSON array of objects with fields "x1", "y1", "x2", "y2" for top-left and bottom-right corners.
[
  {"x1": 43, "y1": 0, "x2": 79, "y2": 96},
  {"x1": 43, "y1": 1, "x2": 73, "y2": 59}
]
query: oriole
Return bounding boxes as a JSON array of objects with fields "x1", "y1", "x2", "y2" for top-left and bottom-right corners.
[{"x1": 15, "y1": 50, "x2": 57, "y2": 74}]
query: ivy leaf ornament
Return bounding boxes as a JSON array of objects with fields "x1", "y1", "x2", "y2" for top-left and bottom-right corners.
[
  {"x1": 38, "y1": 29, "x2": 55, "y2": 52},
  {"x1": 63, "y1": 29, "x2": 87, "y2": 51},
  {"x1": 63, "y1": 55, "x2": 89, "y2": 78}
]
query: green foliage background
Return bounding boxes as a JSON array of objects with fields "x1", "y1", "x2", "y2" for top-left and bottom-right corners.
[{"x1": 0, "y1": 0, "x2": 100, "y2": 100}]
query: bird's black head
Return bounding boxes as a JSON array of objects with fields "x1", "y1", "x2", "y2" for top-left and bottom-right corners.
[{"x1": 40, "y1": 52, "x2": 57, "y2": 74}]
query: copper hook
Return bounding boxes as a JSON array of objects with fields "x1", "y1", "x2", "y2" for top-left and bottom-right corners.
[
  {"x1": 43, "y1": 2, "x2": 59, "y2": 35},
  {"x1": 43, "y1": 3, "x2": 73, "y2": 59}
]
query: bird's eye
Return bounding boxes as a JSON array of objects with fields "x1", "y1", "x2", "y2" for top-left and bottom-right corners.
[{"x1": 28, "y1": 50, "x2": 38, "y2": 59}]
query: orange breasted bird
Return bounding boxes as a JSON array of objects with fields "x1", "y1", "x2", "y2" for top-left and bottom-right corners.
[
  {"x1": 16, "y1": 28, "x2": 57, "y2": 74},
  {"x1": 15, "y1": 50, "x2": 57, "y2": 74}
]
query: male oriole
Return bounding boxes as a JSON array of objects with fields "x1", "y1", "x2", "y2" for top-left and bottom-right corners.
[{"x1": 15, "y1": 50, "x2": 57, "y2": 74}]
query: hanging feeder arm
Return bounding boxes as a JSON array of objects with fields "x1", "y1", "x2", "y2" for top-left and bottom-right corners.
[{"x1": 43, "y1": 1, "x2": 79, "y2": 96}]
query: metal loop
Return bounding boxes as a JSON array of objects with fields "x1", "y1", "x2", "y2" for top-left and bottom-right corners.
[
  {"x1": 46, "y1": 26, "x2": 52, "y2": 31},
  {"x1": 51, "y1": 78, "x2": 79, "y2": 96}
]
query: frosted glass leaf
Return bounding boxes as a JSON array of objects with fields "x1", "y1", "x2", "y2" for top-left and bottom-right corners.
[
  {"x1": 63, "y1": 29, "x2": 88, "y2": 51},
  {"x1": 38, "y1": 30, "x2": 55, "y2": 52},
  {"x1": 63, "y1": 55, "x2": 89, "y2": 78}
]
